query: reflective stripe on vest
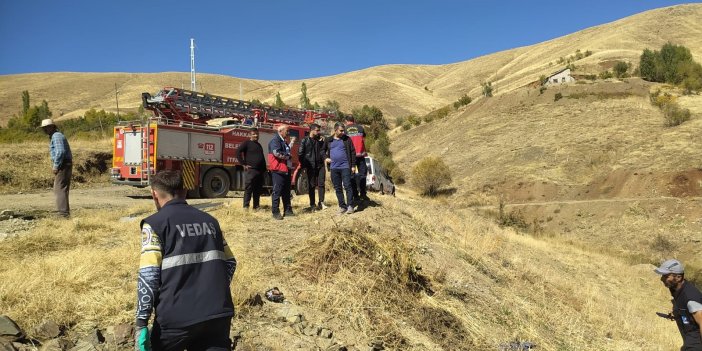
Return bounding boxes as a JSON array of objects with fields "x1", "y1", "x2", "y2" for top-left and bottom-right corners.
[{"x1": 162, "y1": 250, "x2": 228, "y2": 270}]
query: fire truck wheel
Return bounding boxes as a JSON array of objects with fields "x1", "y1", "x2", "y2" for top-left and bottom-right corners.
[
  {"x1": 294, "y1": 169, "x2": 308, "y2": 195},
  {"x1": 202, "y1": 168, "x2": 231, "y2": 198}
]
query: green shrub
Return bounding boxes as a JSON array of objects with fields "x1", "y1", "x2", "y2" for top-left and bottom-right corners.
[
  {"x1": 649, "y1": 89, "x2": 692, "y2": 127},
  {"x1": 407, "y1": 115, "x2": 421, "y2": 126},
  {"x1": 411, "y1": 156, "x2": 452, "y2": 197},
  {"x1": 554, "y1": 93, "x2": 563, "y2": 101},
  {"x1": 663, "y1": 104, "x2": 691, "y2": 127},
  {"x1": 599, "y1": 70, "x2": 613, "y2": 79},
  {"x1": 395, "y1": 116, "x2": 405, "y2": 127},
  {"x1": 539, "y1": 86, "x2": 547, "y2": 95},
  {"x1": 453, "y1": 95, "x2": 472, "y2": 109},
  {"x1": 613, "y1": 61, "x2": 630, "y2": 78},
  {"x1": 402, "y1": 122, "x2": 412, "y2": 131}
]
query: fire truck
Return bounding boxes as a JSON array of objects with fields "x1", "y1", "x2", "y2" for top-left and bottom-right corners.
[{"x1": 110, "y1": 87, "x2": 333, "y2": 198}]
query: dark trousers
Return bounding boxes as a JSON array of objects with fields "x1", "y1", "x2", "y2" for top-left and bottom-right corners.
[
  {"x1": 271, "y1": 171, "x2": 291, "y2": 215},
  {"x1": 54, "y1": 163, "x2": 72, "y2": 217},
  {"x1": 351, "y1": 156, "x2": 367, "y2": 200},
  {"x1": 243, "y1": 168, "x2": 264, "y2": 208},
  {"x1": 151, "y1": 317, "x2": 232, "y2": 351},
  {"x1": 330, "y1": 168, "x2": 353, "y2": 209},
  {"x1": 305, "y1": 167, "x2": 325, "y2": 207}
]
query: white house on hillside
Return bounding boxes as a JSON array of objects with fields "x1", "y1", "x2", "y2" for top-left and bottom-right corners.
[{"x1": 545, "y1": 68, "x2": 575, "y2": 86}]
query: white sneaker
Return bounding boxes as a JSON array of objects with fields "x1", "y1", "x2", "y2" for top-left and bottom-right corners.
[{"x1": 318, "y1": 203, "x2": 328, "y2": 210}]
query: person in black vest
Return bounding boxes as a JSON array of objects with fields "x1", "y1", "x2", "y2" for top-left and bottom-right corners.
[
  {"x1": 237, "y1": 128, "x2": 266, "y2": 210},
  {"x1": 298, "y1": 123, "x2": 328, "y2": 211},
  {"x1": 655, "y1": 259, "x2": 702, "y2": 351},
  {"x1": 134, "y1": 170, "x2": 237, "y2": 351}
]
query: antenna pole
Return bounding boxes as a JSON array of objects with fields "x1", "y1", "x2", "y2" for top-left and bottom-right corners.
[{"x1": 190, "y1": 38, "x2": 196, "y2": 91}]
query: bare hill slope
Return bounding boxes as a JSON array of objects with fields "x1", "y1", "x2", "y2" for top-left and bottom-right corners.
[{"x1": 1, "y1": 4, "x2": 701, "y2": 125}]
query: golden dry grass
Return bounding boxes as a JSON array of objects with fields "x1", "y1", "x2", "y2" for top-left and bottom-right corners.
[
  {"x1": 0, "y1": 190, "x2": 684, "y2": 350},
  {"x1": 1, "y1": 4, "x2": 701, "y2": 124},
  {"x1": 0, "y1": 138, "x2": 112, "y2": 194}
]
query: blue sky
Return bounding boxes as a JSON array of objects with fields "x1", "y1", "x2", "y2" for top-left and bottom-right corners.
[{"x1": 0, "y1": 0, "x2": 696, "y2": 80}]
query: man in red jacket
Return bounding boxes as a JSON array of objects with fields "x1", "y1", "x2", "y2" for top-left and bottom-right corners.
[{"x1": 268, "y1": 124, "x2": 295, "y2": 220}]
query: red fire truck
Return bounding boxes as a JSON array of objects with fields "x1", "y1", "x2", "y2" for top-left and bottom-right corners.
[{"x1": 111, "y1": 87, "x2": 333, "y2": 198}]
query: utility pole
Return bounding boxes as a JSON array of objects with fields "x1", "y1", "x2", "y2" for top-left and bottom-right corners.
[
  {"x1": 190, "y1": 38, "x2": 196, "y2": 91},
  {"x1": 115, "y1": 83, "x2": 120, "y2": 121}
]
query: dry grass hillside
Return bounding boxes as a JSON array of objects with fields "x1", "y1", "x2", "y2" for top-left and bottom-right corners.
[
  {"x1": 1, "y1": 4, "x2": 701, "y2": 124},
  {"x1": 0, "y1": 190, "x2": 684, "y2": 350},
  {"x1": 391, "y1": 78, "x2": 702, "y2": 286}
]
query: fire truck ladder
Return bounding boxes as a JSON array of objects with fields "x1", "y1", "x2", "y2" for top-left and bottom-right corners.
[{"x1": 142, "y1": 87, "x2": 332, "y2": 126}]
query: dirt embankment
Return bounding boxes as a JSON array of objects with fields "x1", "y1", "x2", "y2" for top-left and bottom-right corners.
[{"x1": 499, "y1": 168, "x2": 702, "y2": 203}]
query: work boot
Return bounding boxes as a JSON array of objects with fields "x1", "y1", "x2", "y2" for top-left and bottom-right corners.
[
  {"x1": 272, "y1": 213, "x2": 283, "y2": 220},
  {"x1": 346, "y1": 206, "x2": 354, "y2": 215},
  {"x1": 318, "y1": 202, "x2": 328, "y2": 210},
  {"x1": 284, "y1": 210, "x2": 295, "y2": 217}
]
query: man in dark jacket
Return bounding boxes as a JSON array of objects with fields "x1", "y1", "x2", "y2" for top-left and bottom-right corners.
[
  {"x1": 324, "y1": 123, "x2": 356, "y2": 214},
  {"x1": 655, "y1": 259, "x2": 702, "y2": 350},
  {"x1": 134, "y1": 170, "x2": 236, "y2": 351},
  {"x1": 237, "y1": 128, "x2": 266, "y2": 210},
  {"x1": 268, "y1": 124, "x2": 295, "y2": 220},
  {"x1": 298, "y1": 123, "x2": 327, "y2": 211}
]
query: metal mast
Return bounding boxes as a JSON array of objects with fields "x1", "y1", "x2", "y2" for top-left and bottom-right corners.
[{"x1": 190, "y1": 38, "x2": 196, "y2": 91}]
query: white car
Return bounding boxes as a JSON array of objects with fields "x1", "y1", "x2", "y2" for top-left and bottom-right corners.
[{"x1": 365, "y1": 156, "x2": 395, "y2": 195}]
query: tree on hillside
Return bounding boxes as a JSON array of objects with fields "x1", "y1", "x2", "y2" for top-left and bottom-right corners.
[
  {"x1": 273, "y1": 91, "x2": 285, "y2": 108},
  {"x1": 639, "y1": 49, "x2": 658, "y2": 81},
  {"x1": 21, "y1": 91, "x2": 30, "y2": 115},
  {"x1": 323, "y1": 100, "x2": 340, "y2": 115},
  {"x1": 352, "y1": 105, "x2": 386, "y2": 129},
  {"x1": 300, "y1": 82, "x2": 311, "y2": 109},
  {"x1": 639, "y1": 43, "x2": 702, "y2": 92}
]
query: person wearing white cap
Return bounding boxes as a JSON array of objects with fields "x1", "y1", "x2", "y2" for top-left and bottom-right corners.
[
  {"x1": 40, "y1": 119, "x2": 73, "y2": 218},
  {"x1": 654, "y1": 259, "x2": 702, "y2": 350}
]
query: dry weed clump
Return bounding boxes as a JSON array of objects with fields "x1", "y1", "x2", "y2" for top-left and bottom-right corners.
[
  {"x1": 295, "y1": 226, "x2": 430, "y2": 294},
  {"x1": 292, "y1": 225, "x2": 470, "y2": 348}
]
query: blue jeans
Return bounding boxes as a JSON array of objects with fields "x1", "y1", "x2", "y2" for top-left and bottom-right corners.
[
  {"x1": 271, "y1": 171, "x2": 291, "y2": 215},
  {"x1": 330, "y1": 168, "x2": 353, "y2": 209}
]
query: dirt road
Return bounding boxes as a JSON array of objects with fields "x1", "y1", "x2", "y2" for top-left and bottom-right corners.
[{"x1": 0, "y1": 185, "x2": 236, "y2": 216}]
